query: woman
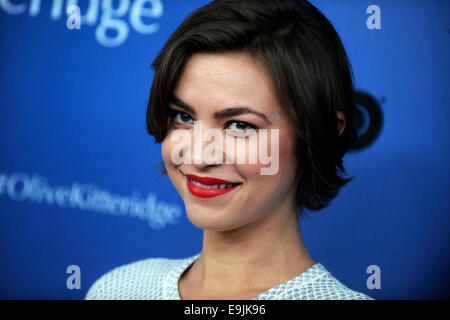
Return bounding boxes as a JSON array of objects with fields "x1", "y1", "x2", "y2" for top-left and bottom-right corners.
[{"x1": 86, "y1": 0, "x2": 372, "y2": 300}]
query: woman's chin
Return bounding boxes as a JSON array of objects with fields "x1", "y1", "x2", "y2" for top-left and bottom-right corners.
[{"x1": 184, "y1": 207, "x2": 244, "y2": 232}]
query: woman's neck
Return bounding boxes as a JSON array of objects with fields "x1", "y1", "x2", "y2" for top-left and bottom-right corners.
[{"x1": 179, "y1": 207, "x2": 315, "y2": 300}]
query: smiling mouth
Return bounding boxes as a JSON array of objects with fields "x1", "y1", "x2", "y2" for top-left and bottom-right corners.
[
  {"x1": 184, "y1": 174, "x2": 242, "y2": 198},
  {"x1": 189, "y1": 179, "x2": 241, "y2": 189}
]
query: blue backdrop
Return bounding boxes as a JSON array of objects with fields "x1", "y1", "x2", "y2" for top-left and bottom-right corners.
[{"x1": 0, "y1": 0, "x2": 448, "y2": 300}]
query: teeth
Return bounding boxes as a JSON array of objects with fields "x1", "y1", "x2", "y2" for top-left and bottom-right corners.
[{"x1": 190, "y1": 180, "x2": 235, "y2": 189}]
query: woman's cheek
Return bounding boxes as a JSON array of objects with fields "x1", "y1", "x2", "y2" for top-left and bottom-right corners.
[
  {"x1": 162, "y1": 132, "x2": 184, "y2": 173},
  {"x1": 162, "y1": 129, "x2": 184, "y2": 167},
  {"x1": 161, "y1": 138, "x2": 172, "y2": 167},
  {"x1": 230, "y1": 135, "x2": 259, "y2": 165}
]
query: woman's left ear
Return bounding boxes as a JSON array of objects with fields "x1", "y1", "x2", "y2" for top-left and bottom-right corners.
[{"x1": 337, "y1": 111, "x2": 346, "y2": 136}]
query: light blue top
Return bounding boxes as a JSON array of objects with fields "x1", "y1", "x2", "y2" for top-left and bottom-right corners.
[{"x1": 85, "y1": 253, "x2": 373, "y2": 300}]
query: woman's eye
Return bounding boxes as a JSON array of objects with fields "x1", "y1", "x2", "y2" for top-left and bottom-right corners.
[
  {"x1": 168, "y1": 110, "x2": 256, "y2": 137},
  {"x1": 169, "y1": 110, "x2": 194, "y2": 124},
  {"x1": 227, "y1": 121, "x2": 256, "y2": 136}
]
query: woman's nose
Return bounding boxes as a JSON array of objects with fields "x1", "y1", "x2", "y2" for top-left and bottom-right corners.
[
  {"x1": 190, "y1": 121, "x2": 226, "y2": 167},
  {"x1": 170, "y1": 121, "x2": 229, "y2": 168}
]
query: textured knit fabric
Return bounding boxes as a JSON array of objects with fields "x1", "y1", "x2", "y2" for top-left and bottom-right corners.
[{"x1": 85, "y1": 253, "x2": 373, "y2": 300}]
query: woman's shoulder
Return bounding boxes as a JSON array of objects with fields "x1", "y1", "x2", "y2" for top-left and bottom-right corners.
[
  {"x1": 84, "y1": 254, "x2": 196, "y2": 300},
  {"x1": 306, "y1": 263, "x2": 374, "y2": 300},
  {"x1": 255, "y1": 263, "x2": 374, "y2": 300},
  {"x1": 299, "y1": 263, "x2": 374, "y2": 300}
]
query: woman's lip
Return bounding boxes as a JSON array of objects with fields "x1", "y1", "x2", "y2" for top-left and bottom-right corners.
[
  {"x1": 187, "y1": 179, "x2": 240, "y2": 199},
  {"x1": 185, "y1": 174, "x2": 239, "y2": 185}
]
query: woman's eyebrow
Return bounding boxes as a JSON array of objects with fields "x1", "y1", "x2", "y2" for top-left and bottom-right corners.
[
  {"x1": 171, "y1": 95, "x2": 272, "y2": 125},
  {"x1": 170, "y1": 96, "x2": 196, "y2": 114}
]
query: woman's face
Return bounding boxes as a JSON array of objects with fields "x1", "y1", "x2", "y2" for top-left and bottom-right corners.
[{"x1": 161, "y1": 52, "x2": 299, "y2": 232}]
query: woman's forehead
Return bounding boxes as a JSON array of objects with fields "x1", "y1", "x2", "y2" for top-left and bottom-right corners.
[{"x1": 174, "y1": 52, "x2": 281, "y2": 116}]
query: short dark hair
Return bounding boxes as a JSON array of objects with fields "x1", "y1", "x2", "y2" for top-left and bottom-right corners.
[{"x1": 146, "y1": 0, "x2": 357, "y2": 215}]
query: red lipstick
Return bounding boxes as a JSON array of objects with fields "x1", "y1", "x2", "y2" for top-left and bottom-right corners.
[{"x1": 185, "y1": 174, "x2": 241, "y2": 198}]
